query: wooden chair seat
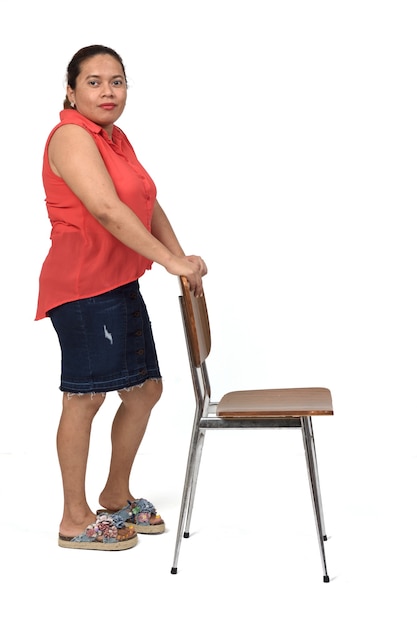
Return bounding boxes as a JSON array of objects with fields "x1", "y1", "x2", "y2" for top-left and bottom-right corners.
[{"x1": 217, "y1": 387, "x2": 333, "y2": 417}]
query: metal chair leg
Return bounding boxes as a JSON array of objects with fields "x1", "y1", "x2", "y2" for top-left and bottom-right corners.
[
  {"x1": 306, "y1": 417, "x2": 327, "y2": 540},
  {"x1": 184, "y1": 429, "x2": 205, "y2": 537},
  {"x1": 171, "y1": 414, "x2": 202, "y2": 574},
  {"x1": 301, "y1": 416, "x2": 330, "y2": 583}
]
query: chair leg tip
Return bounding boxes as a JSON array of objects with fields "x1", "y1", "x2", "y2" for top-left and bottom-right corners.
[
  {"x1": 323, "y1": 575, "x2": 330, "y2": 583},
  {"x1": 171, "y1": 567, "x2": 178, "y2": 575},
  {"x1": 184, "y1": 532, "x2": 190, "y2": 538},
  {"x1": 323, "y1": 535, "x2": 328, "y2": 541}
]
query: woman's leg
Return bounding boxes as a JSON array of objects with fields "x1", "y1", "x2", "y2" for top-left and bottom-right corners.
[
  {"x1": 99, "y1": 379, "x2": 162, "y2": 513},
  {"x1": 57, "y1": 392, "x2": 105, "y2": 537}
]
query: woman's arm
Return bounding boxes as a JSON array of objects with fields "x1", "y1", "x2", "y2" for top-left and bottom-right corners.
[
  {"x1": 151, "y1": 199, "x2": 207, "y2": 277},
  {"x1": 48, "y1": 124, "x2": 206, "y2": 294}
]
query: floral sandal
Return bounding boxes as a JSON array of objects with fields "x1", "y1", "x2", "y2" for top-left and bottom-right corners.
[
  {"x1": 97, "y1": 498, "x2": 165, "y2": 535},
  {"x1": 58, "y1": 513, "x2": 138, "y2": 550}
]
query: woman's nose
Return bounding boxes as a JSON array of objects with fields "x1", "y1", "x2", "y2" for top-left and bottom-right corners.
[{"x1": 101, "y1": 83, "x2": 115, "y2": 96}]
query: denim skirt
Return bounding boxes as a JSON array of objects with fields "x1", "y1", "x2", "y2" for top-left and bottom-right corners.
[{"x1": 48, "y1": 281, "x2": 161, "y2": 393}]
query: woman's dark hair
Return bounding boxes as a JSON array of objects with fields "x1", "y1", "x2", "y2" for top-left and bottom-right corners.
[{"x1": 63, "y1": 45, "x2": 127, "y2": 109}]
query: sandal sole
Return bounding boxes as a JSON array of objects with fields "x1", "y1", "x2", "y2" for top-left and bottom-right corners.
[
  {"x1": 133, "y1": 522, "x2": 165, "y2": 535},
  {"x1": 58, "y1": 534, "x2": 138, "y2": 551}
]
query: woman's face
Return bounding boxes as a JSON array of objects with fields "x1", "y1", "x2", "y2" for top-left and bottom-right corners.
[{"x1": 67, "y1": 54, "x2": 127, "y2": 135}]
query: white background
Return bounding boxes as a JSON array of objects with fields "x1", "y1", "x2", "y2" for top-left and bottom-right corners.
[{"x1": 1, "y1": 1, "x2": 416, "y2": 624}]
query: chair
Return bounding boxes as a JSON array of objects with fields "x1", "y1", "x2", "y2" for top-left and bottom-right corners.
[{"x1": 170, "y1": 276, "x2": 334, "y2": 582}]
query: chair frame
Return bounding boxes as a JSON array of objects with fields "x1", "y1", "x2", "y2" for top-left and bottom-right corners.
[{"x1": 171, "y1": 277, "x2": 333, "y2": 582}]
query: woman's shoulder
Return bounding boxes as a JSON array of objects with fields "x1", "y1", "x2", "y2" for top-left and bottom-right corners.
[
  {"x1": 59, "y1": 109, "x2": 102, "y2": 133},
  {"x1": 45, "y1": 110, "x2": 100, "y2": 147}
]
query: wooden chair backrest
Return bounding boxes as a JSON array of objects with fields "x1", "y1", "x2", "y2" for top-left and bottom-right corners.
[{"x1": 179, "y1": 276, "x2": 211, "y2": 367}]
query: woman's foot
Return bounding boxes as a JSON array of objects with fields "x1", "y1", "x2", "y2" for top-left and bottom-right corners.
[
  {"x1": 59, "y1": 513, "x2": 138, "y2": 550},
  {"x1": 97, "y1": 497, "x2": 165, "y2": 534},
  {"x1": 59, "y1": 511, "x2": 97, "y2": 539}
]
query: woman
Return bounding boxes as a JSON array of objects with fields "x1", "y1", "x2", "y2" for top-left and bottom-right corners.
[{"x1": 36, "y1": 45, "x2": 207, "y2": 550}]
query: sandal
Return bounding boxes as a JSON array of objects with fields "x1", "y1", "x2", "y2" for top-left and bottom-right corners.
[
  {"x1": 97, "y1": 498, "x2": 165, "y2": 535},
  {"x1": 58, "y1": 513, "x2": 138, "y2": 550}
]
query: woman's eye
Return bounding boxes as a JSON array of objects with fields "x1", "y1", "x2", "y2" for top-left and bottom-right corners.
[
  {"x1": 88, "y1": 80, "x2": 99, "y2": 86},
  {"x1": 113, "y1": 80, "x2": 124, "y2": 87}
]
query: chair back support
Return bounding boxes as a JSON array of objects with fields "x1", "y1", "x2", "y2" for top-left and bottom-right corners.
[{"x1": 179, "y1": 276, "x2": 211, "y2": 366}]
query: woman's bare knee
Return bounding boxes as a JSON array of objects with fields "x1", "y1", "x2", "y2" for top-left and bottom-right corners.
[
  {"x1": 118, "y1": 379, "x2": 162, "y2": 410},
  {"x1": 62, "y1": 391, "x2": 106, "y2": 418}
]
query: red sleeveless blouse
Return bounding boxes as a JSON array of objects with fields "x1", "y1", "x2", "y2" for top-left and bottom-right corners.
[{"x1": 36, "y1": 109, "x2": 156, "y2": 320}]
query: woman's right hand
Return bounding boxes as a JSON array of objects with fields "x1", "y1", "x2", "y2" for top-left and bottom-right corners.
[{"x1": 164, "y1": 255, "x2": 207, "y2": 297}]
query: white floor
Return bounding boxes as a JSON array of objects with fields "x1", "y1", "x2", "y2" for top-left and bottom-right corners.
[{"x1": 1, "y1": 383, "x2": 416, "y2": 626}]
